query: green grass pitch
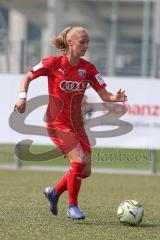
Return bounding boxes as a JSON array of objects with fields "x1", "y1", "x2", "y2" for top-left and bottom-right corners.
[{"x1": 0, "y1": 169, "x2": 160, "y2": 240}]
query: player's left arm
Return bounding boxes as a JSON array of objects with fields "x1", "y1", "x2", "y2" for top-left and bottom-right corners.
[
  {"x1": 98, "y1": 88, "x2": 128, "y2": 102},
  {"x1": 88, "y1": 63, "x2": 127, "y2": 103}
]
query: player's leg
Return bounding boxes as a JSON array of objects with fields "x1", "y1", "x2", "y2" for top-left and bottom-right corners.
[
  {"x1": 79, "y1": 133, "x2": 91, "y2": 179},
  {"x1": 81, "y1": 153, "x2": 91, "y2": 178},
  {"x1": 44, "y1": 129, "x2": 79, "y2": 215},
  {"x1": 55, "y1": 148, "x2": 91, "y2": 197},
  {"x1": 46, "y1": 148, "x2": 91, "y2": 218},
  {"x1": 44, "y1": 143, "x2": 87, "y2": 218},
  {"x1": 67, "y1": 144, "x2": 85, "y2": 205},
  {"x1": 53, "y1": 131, "x2": 79, "y2": 198},
  {"x1": 44, "y1": 128, "x2": 91, "y2": 218},
  {"x1": 66, "y1": 144, "x2": 90, "y2": 220}
]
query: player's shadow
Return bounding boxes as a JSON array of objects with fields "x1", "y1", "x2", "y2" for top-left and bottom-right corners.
[
  {"x1": 67, "y1": 220, "x2": 160, "y2": 228},
  {"x1": 137, "y1": 223, "x2": 159, "y2": 228},
  {"x1": 66, "y1": 219, "x2": 116, "y2": 226}
]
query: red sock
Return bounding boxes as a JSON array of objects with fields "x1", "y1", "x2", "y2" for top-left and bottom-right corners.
[
  {"x1": 55, "y1": 172, "x2": 68, "y2": 197},
  {"x1": 54, "y1": 162, "x2": 86, "y2": 199},
  {"x1": 67, "y1": 161, "x2": 85, "y2": 206}
]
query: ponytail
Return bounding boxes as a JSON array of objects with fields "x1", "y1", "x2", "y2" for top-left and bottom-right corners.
[{"x1": 52, "y1": 27, "x2": 72, "y2": 51}]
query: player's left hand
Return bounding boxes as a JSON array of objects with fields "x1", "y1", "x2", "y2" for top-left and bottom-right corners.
[{"x1": 115, "y1": 89, "x2": 128, "y2": 102}]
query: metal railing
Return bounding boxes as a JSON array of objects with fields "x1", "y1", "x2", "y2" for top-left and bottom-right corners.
[{"x1": 0, "y1": 39, "x2": 160, "y2": 78}]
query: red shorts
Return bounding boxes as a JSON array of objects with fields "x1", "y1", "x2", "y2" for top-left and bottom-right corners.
[{"x1": 47, "y1": 126, "x2": 91, "y2": 156}]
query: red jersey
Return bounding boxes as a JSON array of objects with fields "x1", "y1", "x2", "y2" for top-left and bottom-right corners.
[{"x1": 30, "y1": 55, "x2": 106, "y2": 135}]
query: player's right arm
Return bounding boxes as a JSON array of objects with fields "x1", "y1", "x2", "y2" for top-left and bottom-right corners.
[
  {"x1": 14, "y1": 71, "x2": 34, "y2": 114},
  {"x1": 14, "y1": 56, "x2": 54, "y2": 114}
]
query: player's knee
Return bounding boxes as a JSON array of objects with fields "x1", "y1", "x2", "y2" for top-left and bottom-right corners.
[
  {"x1": 70, "y1": 155, "x2": 88, "y2": 164},
  {"x1": 82, "y1": 168, "x2": 91, "y2": 178}
]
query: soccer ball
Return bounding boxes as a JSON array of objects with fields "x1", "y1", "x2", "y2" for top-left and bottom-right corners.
[{"x1": 117, "y1": 200, "x2": 144, "y2": 226}]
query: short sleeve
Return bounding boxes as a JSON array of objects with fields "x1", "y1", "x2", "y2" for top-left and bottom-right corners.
[
  {"x1": 30, "y1": 56, "x2": 54, "y2": 78},
  {"x1": 88, "y1": 64, "x2": 106, "y2": 92}
]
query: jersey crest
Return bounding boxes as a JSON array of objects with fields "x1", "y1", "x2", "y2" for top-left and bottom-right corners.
[{"x1": 78, "y1": 69, "x2": 86, "y2": 78}]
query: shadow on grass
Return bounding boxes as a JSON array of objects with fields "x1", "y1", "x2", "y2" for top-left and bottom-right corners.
[
  {"x1": 65, "y1": 219, "x2": 160, "y2": 228},
  {"x1": 65, "y1": 219, "x2": 117, "y2": 226},
  {"x1": 137, "y1": 223, "x2": 159, "y2": 228}
]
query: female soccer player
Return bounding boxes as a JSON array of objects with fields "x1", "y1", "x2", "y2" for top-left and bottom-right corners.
[{"x1": 14, "y1": 26, "x2": 127, "y2": 220}]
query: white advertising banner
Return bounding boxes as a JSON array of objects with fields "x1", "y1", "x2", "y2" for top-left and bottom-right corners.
[
  {"x1": 0, "y1": 74, "x2": 160, "y2": 149},
  {"x1": 85, "y1": 77, "x2": 160, "y2": 149}
]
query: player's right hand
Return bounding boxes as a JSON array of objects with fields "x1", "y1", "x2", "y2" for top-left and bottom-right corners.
[{"x1": 14, "y1": 99, "x2": 26, "y2": 114}]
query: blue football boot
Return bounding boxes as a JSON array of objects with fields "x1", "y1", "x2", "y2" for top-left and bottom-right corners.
[
  {"x1": 67, "y1": 205, "x2": 85, "y2": 220},
  {"x1": 43, "y1": 186, "x2": 58, "y2": 215}
]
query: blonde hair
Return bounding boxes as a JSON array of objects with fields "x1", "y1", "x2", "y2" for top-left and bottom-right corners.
[{"x1": 52, "y1": 26, "x2": 88, "y2": 52}]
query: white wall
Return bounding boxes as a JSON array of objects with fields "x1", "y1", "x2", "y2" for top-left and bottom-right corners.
[
  {"x1": 0, "y1": 74, "x2": 160, "y2": 149},
  {"x1": 86, "y1": 77, "x2": 160, "y2": 149}
]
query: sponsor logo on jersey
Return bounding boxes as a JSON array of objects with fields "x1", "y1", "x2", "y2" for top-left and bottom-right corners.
[
  {"x1": 58, "y1": 68, "x2": 65, "y2": 74},
  {"x1": 78, "y1": 69, "x2": 86, "y2": 78},
  {"x1": 32, "y1": 61, "x2": 43, "y2": 71},
  {"x1": 95, "y1": 73, "x2": 105, "y2": 85},
  {"x1": 60, "y1": 80, "x2": 88, "y2": 92}
]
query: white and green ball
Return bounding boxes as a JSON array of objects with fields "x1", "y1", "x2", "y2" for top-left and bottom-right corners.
[{"x1": 117, "y1": 200, "x2": 144, "y2": 226}]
